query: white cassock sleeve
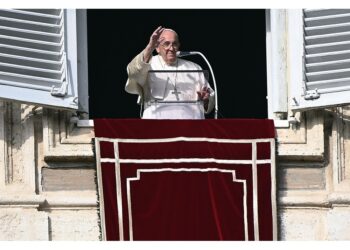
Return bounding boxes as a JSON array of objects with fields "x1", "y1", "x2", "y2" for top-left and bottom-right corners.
[
  {"x1": 196, "y1": 63, "x2": 215, "y2": 114},
  {"x1": 125, "y1": 51, "x2": 151, "y2": 104},
  {"x1": 206, "y1": 86, "x2": 215, "y2": 114}
]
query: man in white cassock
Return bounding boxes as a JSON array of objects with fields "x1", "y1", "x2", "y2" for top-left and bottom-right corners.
[{"x1": 125, "y1": 26, "x2": 215, "y2": 119}]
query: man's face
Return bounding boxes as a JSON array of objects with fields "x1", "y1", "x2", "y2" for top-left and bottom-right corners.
[{"x1": 156, "y1": 30, "x2": 180, "y2": 65}]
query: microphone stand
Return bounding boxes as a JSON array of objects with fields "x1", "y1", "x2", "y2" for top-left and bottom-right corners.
[{"x1": 177, "y1": 51, "x2": 219, "y2": 119}]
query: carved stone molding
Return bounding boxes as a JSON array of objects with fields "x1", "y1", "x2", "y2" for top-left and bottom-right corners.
[
  {"x1": 0, "y1": 102, "x2": 36, "y2": 194},
  {"x1": 0, "y1": 101, "x2": 6, "y2": 189},
  {"x1": 277, "y1": 110, "x2": 324, "y2": 160},
  {"x1": 42, "y1": 109, "x2": 94, "y2": 161},
  {"x1": 331, "y1": 106, "x2": 350, "y2": 192}
]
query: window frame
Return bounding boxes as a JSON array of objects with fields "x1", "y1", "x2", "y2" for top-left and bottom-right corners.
[
  {"x1": 266, "y1": 9, "x2": 293, "y2": 128},
  {"x1": 0, "y1": 9, "x2": 89, "y2": 113},
  {"x1": 289, "y1": 9, "x2": 350, "y2": 111},
  {"x1": 266, "y1": 9, "x2": 350, "y2": 128}
]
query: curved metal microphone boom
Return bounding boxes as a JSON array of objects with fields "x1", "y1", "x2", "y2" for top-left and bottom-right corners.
[
  {"x1": 176, "y1": 51, "x2": 219, "y2": 119},
  {"x1": 176, "y1": 51, "x2": 194, "y2": 57}
]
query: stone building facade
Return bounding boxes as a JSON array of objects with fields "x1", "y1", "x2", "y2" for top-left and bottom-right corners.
[
  {"x1": 1, "y1": 9, "x2": 350, "y2": 240},
  {"x1": 0, "y1": 104, "x2": 99, "y2": 240}
]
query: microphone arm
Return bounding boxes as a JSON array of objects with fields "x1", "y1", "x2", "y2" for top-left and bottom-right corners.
[{"x1": 176, "y1": 51, "x2": 219, "y2": 119}]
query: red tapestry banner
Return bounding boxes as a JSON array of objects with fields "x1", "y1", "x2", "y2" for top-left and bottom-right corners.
[{"x1": 94, "y1": 119, "x2": 277, "y2": 241}]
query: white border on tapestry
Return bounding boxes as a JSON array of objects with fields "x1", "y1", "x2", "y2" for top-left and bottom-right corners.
[
  {"x1": 126, "y1": 168, "x2": 249, "y2": 241},
  {"x1": 95, "y1": 137, "x2": 276, "y2": 241}
]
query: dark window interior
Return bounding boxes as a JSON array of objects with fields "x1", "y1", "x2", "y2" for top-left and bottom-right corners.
[{"x1": 87, "y1": 9, "x2": 267, "y2": 119}]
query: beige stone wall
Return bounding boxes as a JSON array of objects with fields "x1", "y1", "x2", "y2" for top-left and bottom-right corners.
[
  {"x1": 0, "y1": 101, "x2": 99, "y2": 241},
  {"x1": 0, "y1": 208, "x2": 49, "y2": 240},
  {"x1": 277, "y1": 107, "x2": 350, "y2": 240},
  {"x1": 2, "y1": 99, "x2": 350, "y2": 240}
]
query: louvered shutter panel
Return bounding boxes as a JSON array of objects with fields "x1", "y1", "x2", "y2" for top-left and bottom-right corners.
[
  {"x1": 294, "y1": 9, "x2": 350, "y2": 110},
  {"x1": 0, "y1": 9, "x2": 79, "y2": 109}
]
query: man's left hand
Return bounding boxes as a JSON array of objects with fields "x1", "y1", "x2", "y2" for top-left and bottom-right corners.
[
  {"x1": 197, "y1": 86, "x2": 210, "y2": 101},
  {"x1": 197, "y1": 86, "x2": 210, "y2": 110}
]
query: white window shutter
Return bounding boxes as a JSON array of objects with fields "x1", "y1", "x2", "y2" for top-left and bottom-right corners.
[
  {"x1": 0, "y1": 9, "x2": 79, "y2": 109},
  {"x1": 292, "y1": 9, "x2": 350, "y2": 110}
]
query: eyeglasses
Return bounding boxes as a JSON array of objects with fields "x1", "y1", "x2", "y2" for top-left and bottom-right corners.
[{"x1": 161, "y1": 41, "x2": 179, "y2": 49}]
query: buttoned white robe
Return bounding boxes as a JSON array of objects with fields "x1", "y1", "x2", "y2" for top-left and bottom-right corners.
[{"x1": 125, "y1": 52, "x2": 215, "y2": 119}]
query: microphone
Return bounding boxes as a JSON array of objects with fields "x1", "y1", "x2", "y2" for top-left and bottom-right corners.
[
  {"x1": 176, "y1": 51, "x2": 196, "y2": 57},
  {"x1": 176, "y1": 51, "x2": 219, "y2": 119}
]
